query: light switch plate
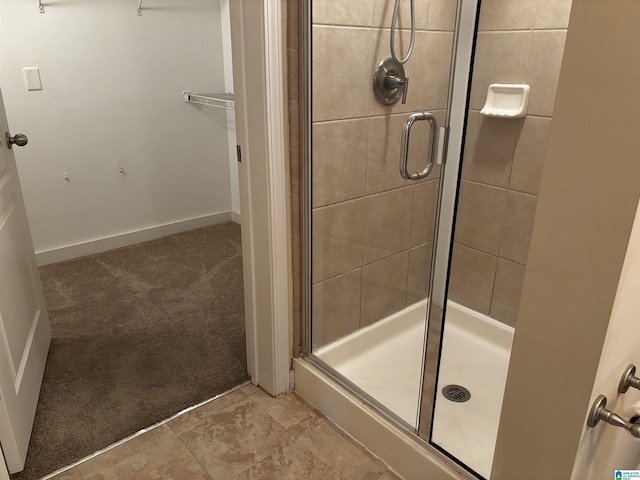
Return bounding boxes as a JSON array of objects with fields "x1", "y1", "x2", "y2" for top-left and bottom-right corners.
[{"x1": 23, "y1": 67, "x2": 42, "y2": 91}]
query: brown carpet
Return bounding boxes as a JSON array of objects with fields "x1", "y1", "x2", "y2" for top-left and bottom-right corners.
[{"x1": 12, "y1": 222, "x2": 248, "y2": 480}]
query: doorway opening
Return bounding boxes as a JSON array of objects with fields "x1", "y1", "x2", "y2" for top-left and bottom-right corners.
[{"x1": 0, "y1": 1, "x2": 249, "y2": 478}]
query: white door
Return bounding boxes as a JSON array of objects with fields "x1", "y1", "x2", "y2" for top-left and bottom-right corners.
[{"x1": 0, "y1": 88, "x2": 51, "y2": 473}]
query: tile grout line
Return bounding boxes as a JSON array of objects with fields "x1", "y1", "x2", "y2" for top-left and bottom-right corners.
[
  {"x1": 170, "y1": 387, "x2": 298, "y2": 480},
  {"x1": 227, "y1": 435, "x2": 299, "y2": 480},
  {"x1": 41, "y1": 382, "x2": 252, "y2": 480},
  {"x1": 454, "y1": 240, "x2": 526, "y2": 267},
  {"x1": 293, "y1": 423, "x2": 353, "y2": 480},
  {"x1": 299, "y1": 419, "x2": 393, "y2": 479},
  {"x1": 74, "y1": 389, "x2": 392, "y2": 480},
  {"x1": 313, "y1": 177, "x2": 440, "y2": 210},
  {"x1": 245, "y1": 389, "x2": 309, "y2": 440},
  {"x1": 168, "y1": 387, "x2": 292, "y2": 480},
  {"x1": 487, "y1": 112, "x2": 527, "y2": 318},
  {"x1": 235, "y1": 391, "x2": 300, "y2": 474},
  {"x1": 168, "y1": 388, "x2": 254, "y2": 436},
  {"x1": 241, "y1": 391, "x2": 364, "y2": 479},
  {"x1": 312, "y1": 108, "x2": 448, "y2": 125},
  {"x1": 78, "y1": 427, "x2": 175, "y2": 480},
  {"x1": 169, "y1": 420, "x2": 215, "y2": 480}
]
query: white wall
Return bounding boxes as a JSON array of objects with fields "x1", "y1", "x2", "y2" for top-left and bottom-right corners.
[
  {"x1": 571, "y1": 197, "x2": 640, "y2": 478},
  {"x1": 0, "y1": 0, "x2": 232, "y2": 261}
]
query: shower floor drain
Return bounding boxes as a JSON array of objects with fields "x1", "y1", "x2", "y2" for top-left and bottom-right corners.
[{"x1": 442, "y1": 384, "x2": 471, "y2": 403}]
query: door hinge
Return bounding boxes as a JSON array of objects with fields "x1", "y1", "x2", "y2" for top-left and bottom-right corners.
[{"x1": 236, "y1": 145, "x2": 242, "y2": 162}]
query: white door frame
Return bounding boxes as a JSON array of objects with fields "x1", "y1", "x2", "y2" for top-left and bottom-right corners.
[{"x1": 230, "y1": 0, "x2": 291, "y2": 396}]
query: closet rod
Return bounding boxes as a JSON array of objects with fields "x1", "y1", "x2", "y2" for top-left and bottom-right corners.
[
  {"x1": 38, "y1": 0, "x2": 142, "y2": 15},
  {"x1": 183, "y1": 92, "x2": 235, "y2": 110}
]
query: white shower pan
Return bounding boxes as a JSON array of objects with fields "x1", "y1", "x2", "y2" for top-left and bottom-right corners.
[{"x1": 315, "y1": 300, "x2": 514, "y2": 478}]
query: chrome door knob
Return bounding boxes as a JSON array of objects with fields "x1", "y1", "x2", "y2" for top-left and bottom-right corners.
[
  {"x1": 587, "y1": 394, "x2": 640, "y2": 439},
  {"x1": 6, "y1": 132, "x2": 28, "y2": 149}
]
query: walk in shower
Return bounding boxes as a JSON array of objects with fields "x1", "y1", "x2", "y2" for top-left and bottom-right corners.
[{"x1": 302, "y1": 0, "x2": 571, "y2": 478}]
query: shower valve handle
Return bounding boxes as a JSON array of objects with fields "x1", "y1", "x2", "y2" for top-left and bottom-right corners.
[
  {"x1": 373, "y1": 57, "x2": 408, "y2": 106},
  {"x1": 385, "y1": 74, "x2": 409, "y2": 104}
]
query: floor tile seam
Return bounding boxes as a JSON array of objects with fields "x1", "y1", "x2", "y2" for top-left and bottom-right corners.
[
  {"x1": 238, "y1": 385, "x2": 261, "y2": 396},
  {"x1": 320, "y1": 418, "x2": 391, "y2": 473},
  {"x1": 65, "y1": 388, "x2": 264, "y2": 479},
  {"x1": 244, "y1": 392, "x2": 302, "y2": 440},
  {"x1": 291, "y1": 390, "x2": 317, "y2": 407},
  {"x1": 375, "y1": 470, "x2": 395, "y2": 480},
  {"x1": 78, "y1": 427, "x2": 179, "y2": 479},
  {"x1": 39, "y1": 424, "x2": 171, "y2": 480},
  {"x1": 90, "y1": 389, "x2": 253, "y2": 476},
  {"x1": 249, "y1": 398, "x2": 297, "y2": 446},
  {"x1": 300, "y1": 418, "x2": 390, "y2": 474},
  {"x1": 74, "y1": 466, "x2": 89, "y2": 480},
  {"x1": 293, "y1": 424, "x2": 350, "y2": 480},
  {"x1": 250, "y1": 390, "x2": 328, "y2": 439},
  {"x1": 170, "y1": 424, "x2": 215, "y2": 480},
  {"x1": 167, "y1": 390, "x2": 253, "y2": 436},
  {"x1": 73, "y1": 427, "x2": 171, "y2": 478},
  {"x1": 226, "y1": 434, "x2": 300, "y2": 480},
  {"x1": 175, "y1": 392, "x2": 298, "y2": 480}
]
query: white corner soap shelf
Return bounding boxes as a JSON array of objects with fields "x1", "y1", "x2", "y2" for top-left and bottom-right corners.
[
  {"x1": 183, "y1": 92, "x2": 235, "y2": 110},
  {"x1": 480, "y1": 84, "x2": 530, "y2": 118}
]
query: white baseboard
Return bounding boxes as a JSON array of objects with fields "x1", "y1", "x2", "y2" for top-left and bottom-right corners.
[
  {"x1": 293, "y1": 358, "x2": 470, "y2": 480},
  {"x1": 36, "y1": 211, "x2": 233, "y2": 266},
  {"x1": 231, "y1": 211, "x2": 241, "y2": 224}
]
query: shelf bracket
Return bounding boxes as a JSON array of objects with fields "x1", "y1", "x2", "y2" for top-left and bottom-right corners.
[
  {"x1": 137, "y1": 0, "x2": 143, "y2": 16},
  {"x1": 39, "y1": 0, "x2": 45, "y2": 13}
]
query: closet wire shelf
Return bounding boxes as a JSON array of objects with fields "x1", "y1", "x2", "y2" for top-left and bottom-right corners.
[
  {"x1": 183, "y1": 92, "x2": 235, "y2": 110},
  {"x1": 40, "y1": 0, "x2": 147, "y2": 15}
]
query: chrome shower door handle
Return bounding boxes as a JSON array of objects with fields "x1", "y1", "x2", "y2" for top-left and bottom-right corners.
[{"x1": 399, "y1": 112, "x2": 438, "y2": 181}]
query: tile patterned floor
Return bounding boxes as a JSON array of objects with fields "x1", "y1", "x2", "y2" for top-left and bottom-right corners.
[{"x1": 49, "y1": 384, "x2": 402, "y2": 480}]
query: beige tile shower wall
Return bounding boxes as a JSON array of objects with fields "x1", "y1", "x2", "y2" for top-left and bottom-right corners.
[
  {"x1": 311, "y1": 1, "x2": 455, "y2": 349},
  {"x1": 449, "y1": 0, "x2": 572, "y2": 327}
]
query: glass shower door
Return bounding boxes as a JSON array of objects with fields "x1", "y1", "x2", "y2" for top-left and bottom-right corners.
[
  {"x1": 307, "y1": 0, "x2": 460, "y2": 430},
  {"x1": 416, "y1": 0, "x2": 572, "y2": 477}
]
